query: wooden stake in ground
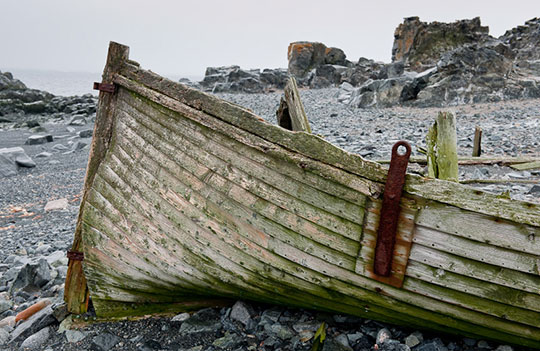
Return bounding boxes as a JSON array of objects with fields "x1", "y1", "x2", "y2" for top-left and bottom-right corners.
[
  {"x1": 472, "y1": 126, "x2": 482, "y2": 157},
  {"x1": 426, "y1": 112, "x2": 458, "y2": 181},
  {"x1": 276, "y1": 77, "x2": 311, "y2": 133}
]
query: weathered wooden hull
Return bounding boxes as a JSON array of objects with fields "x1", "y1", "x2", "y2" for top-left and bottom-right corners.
[{"x1": 65, "y1": 43, "x2": 540, "y2": 348}]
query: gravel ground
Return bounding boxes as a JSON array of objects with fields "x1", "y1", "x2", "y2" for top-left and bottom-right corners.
[{"x1": 0, "y1": 89, "x2": 539, "y2": 351}]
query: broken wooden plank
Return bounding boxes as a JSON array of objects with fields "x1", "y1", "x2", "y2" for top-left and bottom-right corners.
[
  {"x1": 416, "y1": 201, "x2": 540, "y2": 256},
  {"x1": 276, "y1": 77, "x2": 311, "y2": 133},
  {"x1": 377, "y1": 156, "x2": 540, "y2": 166},
  {"x1": 511, "y1": 161, "x2": 540, "y2": 171},
  {"x1": 435, "y1": 112, "x2": 458, "y2": 181},
  {"x1": 460, "y1": 179, "x2": 539, "y2": 185}
]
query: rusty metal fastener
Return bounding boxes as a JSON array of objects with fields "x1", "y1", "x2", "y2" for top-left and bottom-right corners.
[
  {"x1": 93, "y1": 82, "x2": 116, "y2": 93},
  {"x1": 67, "y1": 250, "x2": 84, "y2": 261},
  {"x1": 374, "y1": 141, "x2": 411, "y2": 277}
]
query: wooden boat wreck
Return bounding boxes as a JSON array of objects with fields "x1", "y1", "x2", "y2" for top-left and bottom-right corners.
[{"x1": 65, "y1": 42, "x2": 540, "y2": 348}]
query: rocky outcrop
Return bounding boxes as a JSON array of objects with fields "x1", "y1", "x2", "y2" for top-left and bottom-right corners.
[
  {"x1": 0, "y1": 71, "x2": 97, "y2": 120},
  {"x1": 0, "y1": 72, "x2": 26, "y2": 91},
  {"x1": 501, "y1": 17, "x2": 540, "y2": 61},
  {"x1": 338, "y1": 17, "x2": 540, "y2": 108},
  {"x1": 197, "y1": 66, "x2": 289, "y2": 93},
  {"x1": 287, "y1": 42, "x2": 348, "y2": 78},
  {"x1": 392, "y1": 16, "x2": 490, "y2": 72},
  {"x1": 500, "y1": 17, "x2": 540, "y2": 75}
]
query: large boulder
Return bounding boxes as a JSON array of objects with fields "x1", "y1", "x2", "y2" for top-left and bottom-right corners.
[
  {"x1": 287, "y1": 42, "x2": 328, "y2": 78},
  {"x1": 287, "y1": 41, "x2": 349, "y2": 78},
  {"x1": 0, "y1": 147, "x2": 36, "y2": 175},
  {"x1": 392, "y1": 16, "x2": 491, "y2": 71}
]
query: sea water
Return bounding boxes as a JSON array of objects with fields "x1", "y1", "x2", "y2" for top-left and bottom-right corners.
[{"x1": 3, "y1": 69, "x2": 202, "y2": 97}]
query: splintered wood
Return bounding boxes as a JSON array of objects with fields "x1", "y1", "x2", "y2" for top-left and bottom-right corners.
[{"x1": 276, "y1": 77, "x2": 311, "y2": 133}]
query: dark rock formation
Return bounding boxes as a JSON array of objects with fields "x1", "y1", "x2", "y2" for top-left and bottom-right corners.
[
  {"x1": 0, "y1": 72, "x2": 97, "y2": 120},
  {"x1": 339, "y1": 17, "x2": 540, "y2": 108},
  {"x1": 0, "y1": 70, "x2": 97, "y2": 120},
  {"x1": 198, "y1": 65, "x2": 288, "y2": 93},
  {"x1": 0, "y1": 72, "x2": 26, "y2": 91},
  {"x1": 191, "y1": 16, "x2": 540, "y2": 104},
  {"x1": 392, "y1": 16, "x2": 490, "y2": 72}
]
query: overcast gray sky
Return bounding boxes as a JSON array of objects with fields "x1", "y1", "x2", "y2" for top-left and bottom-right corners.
[{"x1": 2, "y1": 0, "x2": 540, "y2": 77}]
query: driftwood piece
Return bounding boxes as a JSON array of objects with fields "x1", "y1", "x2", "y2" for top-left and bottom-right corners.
[
  {"x1": 472, "y1": 126, "x2": 482, "y2": 157},
  {"x1": 64, "y1": 41, "x2": 130, "y2": 314},
  {"x1": 460, "y1": 179, "x2": 540, "y2": 185},
  {"x1": 511, "y1": 161, "x2": 540, "y2": 171},
  {"x1": 377, "y1": 156, "x2": 540, "y2": 166},
  {"x1": 276, "y1": 77, "x2": 311, "y2": 133}
]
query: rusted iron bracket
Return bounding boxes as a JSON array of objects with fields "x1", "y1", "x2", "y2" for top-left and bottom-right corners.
[
  {"x1": 374, "y1": 141, "x2": 411, "y2": 277},
  {"x1": 93, "y1": 82, "x2": 116, "y2": 93},
  {"x1": 67, "y1": 250, "x2": 84, "y2": 261}
]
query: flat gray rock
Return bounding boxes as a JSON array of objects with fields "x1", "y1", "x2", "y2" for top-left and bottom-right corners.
[
  {"x1": 10, "y1": 305, "x2": 55, "y2": 343},
  {"x1": 25, "y1": 134, "x2": 53, "y2": 145},
  {"x1": 91, "y1": 332, "x2": 120, "y2": 351},
  {"x1": 0, "y1": 328, "x2": 9, "y2": 346},
  {"x1": 19, "y1": 327, "x2": 50, "y2": 350},
  {"x1": 65, "y1": 329, "x2": 87, "y2": 343},
  {"x1": 0, "y1": 154, "x2": 17, "y2": 177},
  {"x1": 0, "y1": 147, "x2": 35, "y2": 170}
]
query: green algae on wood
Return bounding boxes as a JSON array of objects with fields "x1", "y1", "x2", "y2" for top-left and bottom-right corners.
[{"x1": 426, "y1": 112, "x2": 458, "y2": 181}]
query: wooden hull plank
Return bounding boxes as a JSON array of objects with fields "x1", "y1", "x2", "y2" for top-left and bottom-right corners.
[
  {"x1": 113, "y1": 113, "x2": 359, "y2": 266},
  {"x1": 417, "y1": 201, "x2": 540, "y2": 256},
  {"x1": 413, "y1": 225, "x2": 539, "y2": 275},
  {"x1": 409, "y1": 244, "x2": 540, "y2": 295}
]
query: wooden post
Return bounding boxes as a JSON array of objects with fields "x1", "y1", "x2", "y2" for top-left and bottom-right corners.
[
  {"x1": 425, "y1": 112, "x2": 458, "y2": 181},
  {"x1": 436, "y1": 112, "x2": 458, "y2": 181},
  {"x1": 472, "y1": 126, "x2": 482, "y2": 157},
  {"x1": 64, "y1": 42, "x2": 130, "y2": 314},
  {"x1": 276, "y1": 77, "x2": 311, "y2": 133}
]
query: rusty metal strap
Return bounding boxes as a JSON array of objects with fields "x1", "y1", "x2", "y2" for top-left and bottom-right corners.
[
  {"x1": 374, "y1": 141, "x2": 411, "y2": 277},
  {"x1": 93, "y1": 82, "x2": 116, "y2": 93},
  {"x1": 67, "y1": 250, "x2": 84, "y2": 261}
]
